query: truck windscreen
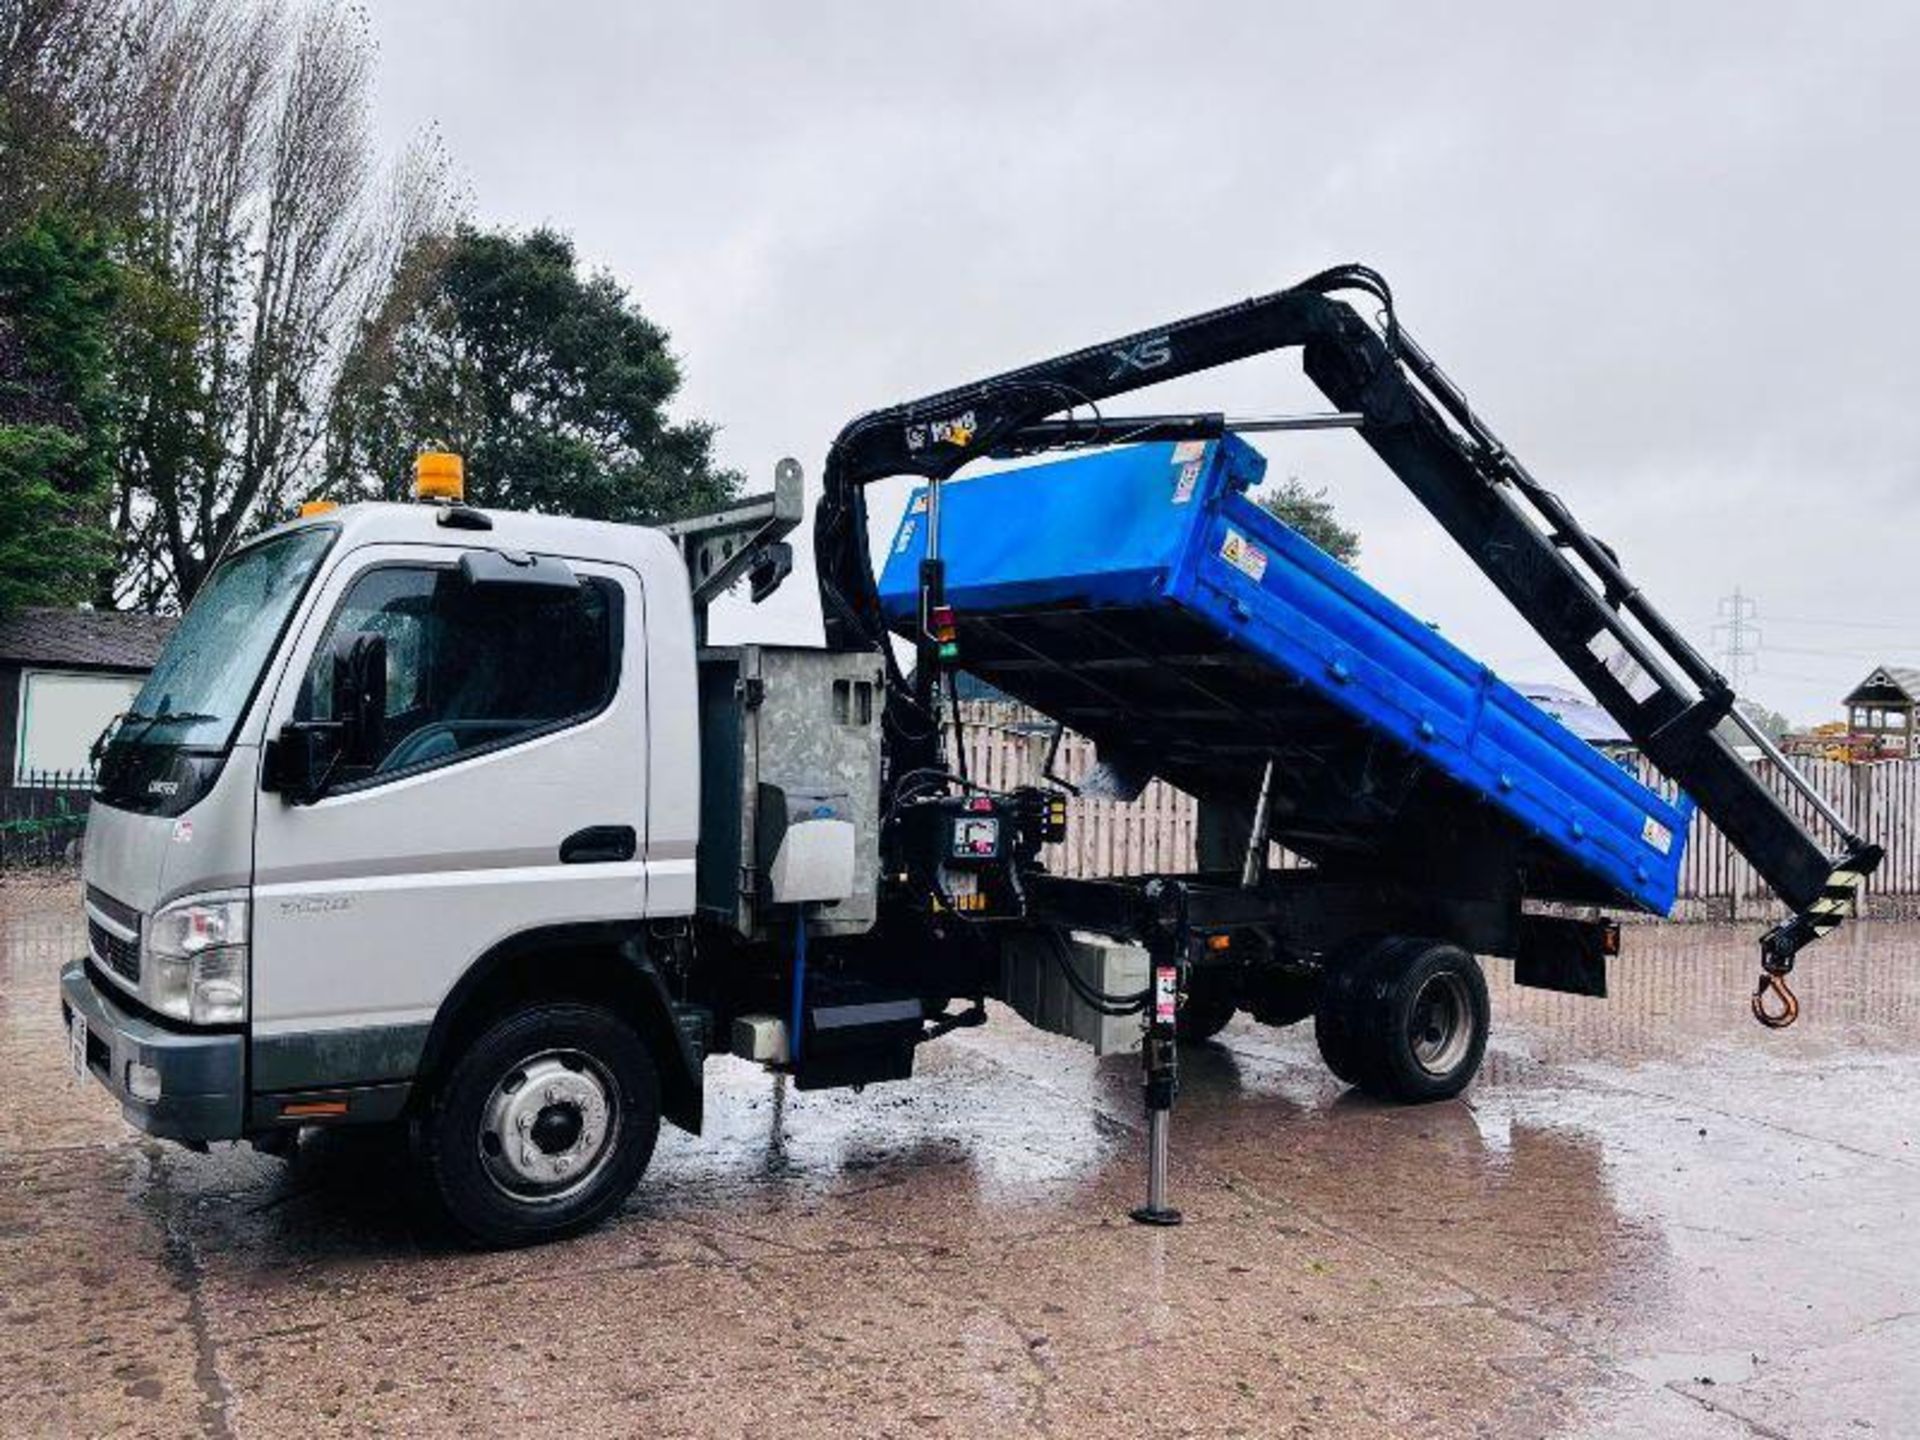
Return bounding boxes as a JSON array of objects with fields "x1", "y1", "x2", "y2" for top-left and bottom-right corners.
[{"x1": 99, "y1": 526, "x2": 336, "y2": 794}]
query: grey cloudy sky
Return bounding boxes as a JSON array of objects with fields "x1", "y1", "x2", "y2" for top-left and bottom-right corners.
[{"x1": 368, "y1": 1, "x2": 1920, "y2": 724}]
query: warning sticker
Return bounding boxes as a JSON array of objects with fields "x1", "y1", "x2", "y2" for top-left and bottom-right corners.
[
  {"x1": 1642, "y1": 815, "x2": 1674, "y2": 854},
  {"x1": 910, "y1": 493, "x2": 928, "y2": 515},
  {"x1": 1587, "y1": 632, "x2": 1660, "y2": 704},
  {"x1": 1220, "y1": 528, "x2": 1269, "y2": 582},
  {"x1": 1172, "y1": 459, "x2": 1202, "y2": 504},
  {"x1": 1154, "y1": 966, "x2": 1178, "y2": 1024},
  {"x1": 1171, "y1": 440, "x2": 1207, "y2": 463}
]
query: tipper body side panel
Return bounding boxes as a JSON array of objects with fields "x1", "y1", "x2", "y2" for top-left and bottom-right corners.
[{"x1": 878, "y1": 436, "x2": 1693, "y2": 914}]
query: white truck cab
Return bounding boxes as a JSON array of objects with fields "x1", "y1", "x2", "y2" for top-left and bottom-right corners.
[{"x1": 64, "y1": 481, "x2": 710, "y2": 1244}]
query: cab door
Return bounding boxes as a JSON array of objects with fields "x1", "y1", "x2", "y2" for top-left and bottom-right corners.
[{"x1": 247, "y1": 543, "x2": 649, "y2": 1092}]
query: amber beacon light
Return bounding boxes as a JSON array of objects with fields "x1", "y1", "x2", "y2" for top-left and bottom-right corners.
[{"x1": 415, "y1": 451, "x2": 465, "y2": 503}]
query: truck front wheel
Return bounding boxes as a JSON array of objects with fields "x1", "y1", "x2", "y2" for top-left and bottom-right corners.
[
  {"x1": 417, "y1": 1002, "x2": 661, "y2": 1247},
  {"x1": 1314, "y1": 937, "x2": 1489, "y2": 1103}
]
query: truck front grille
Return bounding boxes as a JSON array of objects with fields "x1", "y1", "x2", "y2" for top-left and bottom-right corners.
[
  {"x1": 88, "y1": 916, "x2": 140, "y2": 985},
  {"x1": 86, "y1": 884, "x2": 141, "y2": 931}
]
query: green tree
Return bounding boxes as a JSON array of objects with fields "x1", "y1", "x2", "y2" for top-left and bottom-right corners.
[
  {"x1": 327, "y1": 226, "x2": 741, "y2": 521},
  {"x1": 1255, "y1": 476, "x2": 1360, "y2": 566},
  {"x1": 0, "y1": 209, "x2": 117, "y2": 614}
]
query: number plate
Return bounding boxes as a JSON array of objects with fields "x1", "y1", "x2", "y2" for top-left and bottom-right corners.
[{"x1": 69, "y1": 1012, "x2": 87, "y2": 1081}]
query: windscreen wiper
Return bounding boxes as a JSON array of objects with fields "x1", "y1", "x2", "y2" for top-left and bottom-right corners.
[
  {"x1": 108, "y1": 710, "x2": 220, "y2": 751},
  {"x1": 88, "y1": 712, "x2": 136, "y2": 766}
]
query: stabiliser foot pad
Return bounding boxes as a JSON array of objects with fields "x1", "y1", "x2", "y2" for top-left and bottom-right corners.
[{"x1": 1130, "y1": 1205, "x2": 1183, "y2": 1227}]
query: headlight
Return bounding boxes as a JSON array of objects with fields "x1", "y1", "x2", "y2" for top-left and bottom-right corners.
[{"x1": 145, "y1": 895, "x2": 248, "y2": 1025}]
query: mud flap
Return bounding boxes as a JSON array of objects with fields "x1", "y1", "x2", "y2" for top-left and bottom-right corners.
[{"x1": 1513, "y1": 914, "x2": 1615, "y2": 998}]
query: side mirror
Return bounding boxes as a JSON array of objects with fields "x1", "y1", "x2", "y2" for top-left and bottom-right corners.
[
  {"x1": 330, "y1": 632, "x2": 387, "y2": 767},
  {"x1": 263, "y1": 632, "x2": 387, "y2": 804},
  {"x1": 264, "y1": 722, "x2": 334, "y2": 802}
]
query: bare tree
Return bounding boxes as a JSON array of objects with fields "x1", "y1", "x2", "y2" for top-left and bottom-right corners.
[
  {"x1": 87, "y1": 0, "x2": 446, "y2": 606},
  {"x1": 0, "y1": 0, "x2": 121, "y2": 215}
]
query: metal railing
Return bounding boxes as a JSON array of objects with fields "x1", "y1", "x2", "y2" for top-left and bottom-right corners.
[{"x1": 1, "y1": 768, "x2": 93, "y2": 868}]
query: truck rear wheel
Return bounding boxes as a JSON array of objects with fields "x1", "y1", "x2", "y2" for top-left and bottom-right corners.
[
  {"x1": 417, "y1": 1002, "x2": 660, "y2": 1248},
  {"x1": 1312, "y1": 935, "x2": 1390, "y2": 1085},
  {"x1": 1314, "y1": 937, "x2": 1488, "y2": 1103},
  {"x1": 1245, "y1": 968, "x2": 1319, "y2": 1030},
  {"x1": 1176, "y1": 972, "x2": 1238, "y2": 1043}
]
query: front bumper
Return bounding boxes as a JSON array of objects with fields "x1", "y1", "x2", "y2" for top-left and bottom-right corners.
[{"x1": 60, "y1": 959, "x2": 244, "y2": 1143}]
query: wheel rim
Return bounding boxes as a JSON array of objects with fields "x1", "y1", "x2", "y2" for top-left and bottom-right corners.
[
  {"x1": 1407, "y1": 970, "x2": 1474, "y2": 1076},
  {"x1": 478, "y1": 1049, "x2": 620, "y2": 1204}
]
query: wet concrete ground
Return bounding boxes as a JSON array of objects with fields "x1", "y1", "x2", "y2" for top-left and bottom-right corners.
[{"x1": 2, "y1": 873, "x2": 1916, "y2": 1438}]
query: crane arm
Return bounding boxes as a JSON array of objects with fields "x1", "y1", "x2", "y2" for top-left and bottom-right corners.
[{"x1": 813, "y1": 265, "x2": 1880, "y2": 997}]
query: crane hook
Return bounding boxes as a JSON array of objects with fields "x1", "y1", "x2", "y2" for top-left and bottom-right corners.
[{"x1": 1751, "y1": 970, "x2": 1799, "y2": 1029}]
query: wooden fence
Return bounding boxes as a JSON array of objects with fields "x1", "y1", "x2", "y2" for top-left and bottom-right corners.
[
  {"x1": 10, "y1": 714, "x2": 1918, "y2": 919},
  {"x1": 954, "y1": 703, "x2": 1920, "y2": 919}
]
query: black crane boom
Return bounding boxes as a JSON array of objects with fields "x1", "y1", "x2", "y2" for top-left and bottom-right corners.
[{"x1": 813, "y1": 265, "x2": 1880, "y2": 988}]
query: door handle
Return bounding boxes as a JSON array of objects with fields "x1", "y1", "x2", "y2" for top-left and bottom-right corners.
[{"x1": 560, "y1": 825, "x2": 637, "y2": 864}]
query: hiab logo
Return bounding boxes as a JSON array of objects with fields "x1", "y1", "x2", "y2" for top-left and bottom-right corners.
[
  {"x1": 1108, "y1": 334, "x2": 1171, "y2": 380},
  {"x1": 904, "y1": 410, "x2": 978, "y2": 452}
]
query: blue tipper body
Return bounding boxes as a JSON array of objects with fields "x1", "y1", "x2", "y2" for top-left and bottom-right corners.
[{"x1": 877, "y1": 435, "x2": 1694, "y2": 915}]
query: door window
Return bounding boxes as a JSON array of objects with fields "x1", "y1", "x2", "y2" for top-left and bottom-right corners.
[{"x1": 296, "y1": 563, "x2": 620, "y2": 785}]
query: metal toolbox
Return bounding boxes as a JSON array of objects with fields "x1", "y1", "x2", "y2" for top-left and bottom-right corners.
[{"x1": 696, "y1": 645, "x2": 885, "y2": 939}]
